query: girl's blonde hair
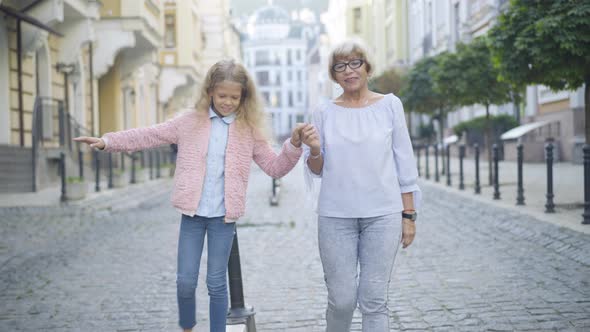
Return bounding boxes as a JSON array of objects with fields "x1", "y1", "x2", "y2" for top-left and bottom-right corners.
[
  {"x1": 195, "y1": 59, "x2": 270, "y2": 139},
  {"x1": 328, "y1": 38, "x2": 374, "y2": 81}
]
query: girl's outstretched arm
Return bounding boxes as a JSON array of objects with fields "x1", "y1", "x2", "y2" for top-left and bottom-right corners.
[
  {"x1": 252, "y1": 124, "x2": 308, "y2": 178},
  {"x1": 76, "y1": 113, "x2": 186, "y2": 153}
]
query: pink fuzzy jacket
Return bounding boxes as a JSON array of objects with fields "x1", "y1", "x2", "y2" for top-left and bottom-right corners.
[{"x1": 102, "y1": 111, "x2": 302, "y2": 222}]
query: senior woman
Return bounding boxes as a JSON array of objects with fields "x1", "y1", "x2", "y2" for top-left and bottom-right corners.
[{"x1": 300, "y1": 39, "x2": 422, "y2": 332}]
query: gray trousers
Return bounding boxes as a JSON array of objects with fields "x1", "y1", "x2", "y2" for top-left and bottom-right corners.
[{"x1": 318, "y1": 213, "x2": 402, "y2": 332}]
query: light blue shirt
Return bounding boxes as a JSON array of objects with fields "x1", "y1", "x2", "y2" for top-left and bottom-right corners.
[
  {"x1": 196, "y1": 108, "x2": 236, "y2": 217},
  {"x1": 304, "y1": 93, "x2": 422, "y2": 218}
]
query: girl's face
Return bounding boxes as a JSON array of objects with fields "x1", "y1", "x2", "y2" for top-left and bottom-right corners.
[{"x1": 208, "y1": 80, "x2": 242, "y2": 117}]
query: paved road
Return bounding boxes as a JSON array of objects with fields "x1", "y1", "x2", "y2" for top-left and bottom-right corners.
[{"x1": 1, "y1": 161, "x2": 589, "y2": 331}]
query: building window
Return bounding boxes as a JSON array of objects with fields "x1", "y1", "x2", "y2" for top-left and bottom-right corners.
[
  {"x1": 454, "y1": 3, "x2": 460, "y2": 43},
  {"x1": 165, "y1": 14, "x2": 176, "y2": 48},
  {"x1": 255, "y1": 50, "x2": 270, "y2": 65},
  {"x1": 271, "y1": 92, "x2": 281, "y2": 107},
  {"x1": 287, "y1": 71, "x2": 292, "y2": 82},
  {"x1": 288, "y1": 91, "x2": 293, "y2": 107},
  {"x1": 262, "y1": 91, "x2": 270, "y2": 106},
  {"x1": 296, "y1": 49, "x2": 301, "y2": 62},
  {"x1": 297, "y1": 91, "x2": 302, "y2": 103},
  {"x1": 426, "y1": 2, "x2": 432, "y2": 36},
  {"x1": 353, "y1": 7, "x2": 362, "y2": 34},
  {"x1": 256, "y1": 71, "x2": 270, "y2": 86},
  {"x1": 297, "y1": 71, "x2": 302, "y2": 81},
  {"x1": 287, "y1": 50, "x2": 292, "y2": 65}
]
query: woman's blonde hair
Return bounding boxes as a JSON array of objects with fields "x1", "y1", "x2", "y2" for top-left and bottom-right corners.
[
  {"x1": 195, "y1": 59, "x2": 270, "y2": 139},
  {"x1": 328, "y1": 39, "x2": 374, "y2": 81}
]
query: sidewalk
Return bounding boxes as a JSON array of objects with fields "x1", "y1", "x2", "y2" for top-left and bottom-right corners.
[{"x1": 417, "y1": 154, "x2": 588, "y2": 234}]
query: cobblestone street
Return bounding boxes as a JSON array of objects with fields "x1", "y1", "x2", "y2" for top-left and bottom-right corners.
[{"x1": 1, "y1": 161, "x2": 589, "y2": 331}]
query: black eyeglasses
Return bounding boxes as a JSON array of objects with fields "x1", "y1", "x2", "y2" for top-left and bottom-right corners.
[{"x1": 332, "y1": 59, "x2": 364, "y2": 72}]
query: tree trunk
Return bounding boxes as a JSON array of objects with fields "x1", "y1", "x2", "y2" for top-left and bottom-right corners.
[{"x1": 486, "y1": 104, "x2": 492, "y2": 186}]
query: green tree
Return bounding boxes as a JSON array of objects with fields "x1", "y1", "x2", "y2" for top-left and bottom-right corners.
[
  {"x1": 489, "y1": 0, "x2": 590, "y2": 144},
  {"x1": 434, "y1": 37, "x2": 512, "y2": 185},
  {"x1": 370, "y1": 68, "x2": 409, "y2": 131}
]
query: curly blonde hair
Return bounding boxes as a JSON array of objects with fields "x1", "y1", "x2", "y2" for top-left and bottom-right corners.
[{"x1": 195, "y1": 59, "x2": 270, "y2": 139}]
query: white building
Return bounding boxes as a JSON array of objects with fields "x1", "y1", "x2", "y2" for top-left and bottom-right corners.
[{"x1": 242, "y1": 5, "x2": 318, "y2": 138}]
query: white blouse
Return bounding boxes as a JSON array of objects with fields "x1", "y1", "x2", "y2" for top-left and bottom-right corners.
[{"x1": 304, "y1": 93, "x2": 422, "y2": 218}]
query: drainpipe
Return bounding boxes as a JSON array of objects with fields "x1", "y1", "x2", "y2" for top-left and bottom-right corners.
[
  {"x1": 17, "y1": 18, "x2": 23, "y2": 146},
  {"x1": 89, "y1": 41, "x2": 95, "y2": 136}
]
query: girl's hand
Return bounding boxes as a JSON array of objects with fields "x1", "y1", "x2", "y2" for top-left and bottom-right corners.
[
  {"x1": 290, "y1": 123, "x2": 309, "y2": 148},
  {"x1": 73, "y1": 136, "x2": 105, "y2": 150},
  {"x1": 301, "y1": 125, "x2": 320, "y2": 153},
  {"x1": 401, "y1": 219, "x2": 416, "y2": 248}
]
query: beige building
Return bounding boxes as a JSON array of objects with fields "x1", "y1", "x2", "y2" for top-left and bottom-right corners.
[{"x1": 0, "y1": 0, "x2": 241, "y2": 193}]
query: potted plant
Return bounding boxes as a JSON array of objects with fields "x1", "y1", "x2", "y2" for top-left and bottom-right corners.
[{"x1": 65, "y1": 176, "x2": 87, "y2": 200}]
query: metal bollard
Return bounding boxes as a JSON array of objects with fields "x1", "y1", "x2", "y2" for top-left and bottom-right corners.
[
  {"x1": 545, "y1": 141, "x2": 555, "y2": 213},
  {"x1": 94, "y1": 150, "x2": 100, "y2": 192},
  {"x1": 459, "y1": 144, "x2": 465, "y2": 190},
  {"x1": 474, "y1": 143, "x2": 481, "y2": 194},
  {"x1": 131, "y1": 153, "x2": 137, "y2": 184},
  {"x1": 227, "y1": 231, "x2": 257, "y2": 331},
  {"x1": 446, "y1": 145, "x2": 451, "y2": 186},
  {"x1": 78, "y1": 149, "x2": 84, "y2": 179},
  {"x1": 108, "y1": 153, "x2": 113, "y2": 189},
  {"x1": 583, "y1": 144, "x2": 590, "y2": 224},
  {"x1": 270, "y1": 178, "x2": 280, "y2": 206},
  {"x1": 60, "y1": 152, "x2": 66, "y2": 202},
  {"x1": 493, "y1": 144, "x2": 500, "y2": 200},
  {"x1": 434, "y1": 144, "x2": 439, "y2": 182},
  {"x1": 516, "y1": 143, "x2": 525, "y2": 205},
  {"x1": 425, "y1": 144, "x2": 430, "y2": 180},
  {"x1": 156, "y1": 150, "x2": 161, "y2": 178},
  {"x1": 149, "y1": 150, "x2": 154, "y2": 180}
]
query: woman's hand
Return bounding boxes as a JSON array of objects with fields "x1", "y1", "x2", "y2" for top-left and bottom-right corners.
[
  {"x1": 290, "y1": 123, "x2": 309, "y2": 148},
  {"x1": 301, "y1": 125, "x2": 321, "y2": 154},
  {"x1": 73, "y1": 136, "x2": 105, "y2": 150},
  {"x1": 401, "y1": 219, "x2": 415, "y2": 248}
]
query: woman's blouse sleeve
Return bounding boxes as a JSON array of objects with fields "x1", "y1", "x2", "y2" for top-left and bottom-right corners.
[{"x1": 391, "y1": 97, "x2": 422, "y2": 209}]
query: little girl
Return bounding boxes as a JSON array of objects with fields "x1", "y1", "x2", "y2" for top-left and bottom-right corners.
[{"x1": 75, "y1": 59, "x2": 308, "y2": 332}]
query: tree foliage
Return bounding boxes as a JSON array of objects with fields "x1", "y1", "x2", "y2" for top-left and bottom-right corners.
[{"x1": 369, "y1": 68, "x2": 406, "y2": 96}]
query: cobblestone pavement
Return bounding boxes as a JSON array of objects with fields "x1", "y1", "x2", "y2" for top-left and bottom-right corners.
[{"x1": 1, "y1": 161, "x2": 589, "y2": 331}]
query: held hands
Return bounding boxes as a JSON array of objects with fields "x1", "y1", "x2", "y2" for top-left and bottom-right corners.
[
  {"x1": 401, "y1": 219, "x2": 416, "y2": 248},
  {"x1": 73, "y1": 136, "x2": 105, "y2": 150}
]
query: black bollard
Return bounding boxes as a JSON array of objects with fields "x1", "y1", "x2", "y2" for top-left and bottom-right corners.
[
  {"x1": 108, "y1": 153, "x2": 113, "y2": 189},
  {"x1": 459, "y1": 144, "x2": 465, "y2": 190},
  {"x1": 131, "y1": 153, "x2": 137, "y2": 184},
  {"x1": 156, "y1": 150, "x2": 161, "y2": 178},
  {"x1": 60, "y1": 152, "x2": 66, "y2": 202},
  {"x1": 474, "y1": 143, "x2": 481, "y2": 194},
  {"x1": 227, "y1": 231, "x2": 257, "y2": 331},
  {"x1": 434, "y1": 144, "x2": 440, "y2": 182},
  {"x1": 94, "y1": 150, "x2": 100, "y2": 192},
  {"x1": 269, "y1": 178, "x2": 279, "y2": 206},
  {"x1": 446, "y1": 145, "x2": 451, "y2": 186},
  {"x1": 545, "y1": 141, "x2": 555, "y2": 213},
  {"x1": 583, "y1": 144, "x2": 590, "y2": 224},
  {"x1": 149, "y1": 150, "x2": 154, "y2": 180},
  {"x1": 425, "y1": 144, "x2": 430, "y2": 180},
  {"x1": 516, "y1": 143, "x2": 525, "y2": 205},
  {"x1": 78, "y1": 149, "x2": 84, "y2": 179},
  {"x1": 493, "y1": 144, "x2": 500, "y2": 200},
  {"x1": 416, "y1": 145, "x2": 421, "y2": 177}
]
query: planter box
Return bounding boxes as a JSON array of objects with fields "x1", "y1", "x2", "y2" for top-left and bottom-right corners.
[{"x1": 65, "y1": 181, "x2": 87, "y2": 200}]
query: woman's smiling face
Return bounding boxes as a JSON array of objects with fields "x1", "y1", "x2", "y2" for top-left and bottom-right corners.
[{"x1": 333, "y1": 56, "x2": 369, "y2": 93}]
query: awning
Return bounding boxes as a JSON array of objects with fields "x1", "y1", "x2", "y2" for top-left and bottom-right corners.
[
  {"x1": 0, "y1": 4, "x2": 63, "y2": 36},
  {"x1": 500, "y1": 121, "x2": 552, "y2": 140}
]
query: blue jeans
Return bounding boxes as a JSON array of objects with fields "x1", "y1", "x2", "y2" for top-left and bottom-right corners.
[
  {"x1": 177, "y1": 214, "x2": 235, "y2": 331},
  {"x1": 318, "y1": 213, "x2": 402, "y2": 332}
]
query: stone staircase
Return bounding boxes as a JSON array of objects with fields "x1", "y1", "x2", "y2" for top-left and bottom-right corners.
[{"x1": 0, "y1": 145, "x2": 33, "y2": 193}]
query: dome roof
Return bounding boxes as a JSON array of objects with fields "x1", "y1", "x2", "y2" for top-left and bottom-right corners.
[{"x1": 251, "y1": 5, "x2": 290, "y2": 25}]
